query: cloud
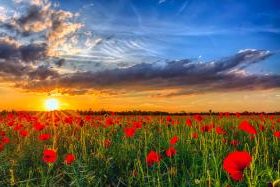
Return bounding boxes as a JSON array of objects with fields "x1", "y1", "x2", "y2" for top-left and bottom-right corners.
[
  {"x1": 0, "y1": 60, "x2": 30, "y2": 78},
  {"x1": 27, "y1": 65, "x2": 59, "y2": 80},
  {"x1": 0, "y1": 0, "x2": 82, "y2": 84},
  {"x1": 15, "y1": 49, "x2": 280, "y2": 96},
  {"x1": 1, "y1": 0, "x2": 83, "y2": 58},
  {"x1": 54, "y1": 59, "x2": 65, "y2": 67},
  {"x1": 9, "y1": 3, "x2": 53, "y2": 34},
  {"x1": 176, "y1": 0, "x2": 190, "y2": 15},
  {"x1": 2, "y1": 0, "x2": 162, "y2": 73},
  {"x1": 158, "y1": 0, "x2": 167, "y2": 4},
  {"x1": 0, "y1": 37, "x2": 47, "y2": 63},
  {"x1": 0, "y1": 59, "x2": 58, "y2": 83},
  {"x1": 13, "y1": 0, "x2": 46, "y2": 6},
  {"x1": 0, "y1": 6, "x2": 8, "y2": 22},
  {"x1": 0, "y1": 1, "x2": 279, "y2": 97}
]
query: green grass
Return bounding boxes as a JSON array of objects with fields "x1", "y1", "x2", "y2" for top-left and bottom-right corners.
[{"x1": 0, "y1": 113, "x2": 280, "y2": 186}]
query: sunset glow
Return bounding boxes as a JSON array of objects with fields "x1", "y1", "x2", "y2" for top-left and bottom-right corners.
[{"x1": 45, "y1": 98, "x2": 59, "y2": 111}]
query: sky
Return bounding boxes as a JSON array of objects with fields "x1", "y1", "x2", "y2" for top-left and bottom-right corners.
[{"x1": 0, "y1": 0, "x2": 279, "y2": 112}]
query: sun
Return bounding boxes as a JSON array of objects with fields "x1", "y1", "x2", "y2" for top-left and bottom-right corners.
[{"x1": 45, "y1": 98, "x2": 60, "y2": 111}]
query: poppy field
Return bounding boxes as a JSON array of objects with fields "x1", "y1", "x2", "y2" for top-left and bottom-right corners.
[{"x1": 1, "y1": 112, "x2": 280, "y2": 186}]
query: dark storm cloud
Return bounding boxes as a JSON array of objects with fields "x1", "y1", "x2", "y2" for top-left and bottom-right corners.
[{"x1": 19, "y1": 49, "x2": 280, "y2": 95}]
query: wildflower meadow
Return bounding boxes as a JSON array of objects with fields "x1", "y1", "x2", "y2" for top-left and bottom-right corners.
[{"x1": 0, "y1": 112, "x2": 280, "y2": 186}]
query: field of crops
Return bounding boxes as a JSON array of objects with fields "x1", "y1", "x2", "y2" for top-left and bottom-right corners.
[{"x1": 0, "y1": 112, "x2": 280, "y2": 186}]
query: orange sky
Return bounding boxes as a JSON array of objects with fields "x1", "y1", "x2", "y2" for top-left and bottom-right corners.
[{"x1": 0, "y1": 83, "x2": 279, "y2": 112}]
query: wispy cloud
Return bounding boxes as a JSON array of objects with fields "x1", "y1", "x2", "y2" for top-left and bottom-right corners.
[
  {"x1": 176, "y1": 0, "x2": 190, "y2": 15},
  {"x1": 158, "y1": 0, "x2": 167, "y2": 4}
]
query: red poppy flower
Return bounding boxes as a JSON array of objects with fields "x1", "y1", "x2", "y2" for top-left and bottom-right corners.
[
  {"x1": 170, "y1": 136, "x2": 179, "y2": 145},
  {"x1": 64, "y1": 116, "x2": 73, "y2": 124},
  {"x1": 249, "y1": 135, "x2": 256, "y2": 141},
  {"x1": 0, "y1": 143, "x2": 4, "y2": 152},
  {"x1": 216, "y1": 127, "x2": 227, "y2": 135},
  {"x1": 238, "y1": 120, "x2": 257, "y2": 135},
  {"x1": 194, "y1": 114, "x2": 203, "y2": 122},
  {"x1": 104, "y1": 139, "x2": 111, "y2": 148},
  {"x1": 7, "y1": 121, "x2": 14, "y2": 127},
  {"x1": 230, "y1": 139, "x2": 240, "y2": 147},
  {"x1": 185, "y1": 119, "x2": 192, "y2": 127},
  {"x1": 146, "y1": 151, "x2": 161, "y2": 166},
  {"x1": 43, "y1": 149, "x2": 57, "y2": 163},
  {"x1": 33, "y1": 123, "x2": 45, "y2": 131},
  {"x1": 165, "y1": 147, "x2": 176, "y2": 157},
  {"x1": 166, "y1": 116, "x2": 172, "y2": 122},
  {"x1": 124, "y1": 127, "x2": 136, "y2": 138},
  {"x1": 133, "y1": 121, "x2": 142, "y2": 129},
  {"x1": 105, "y1": 117, "x2": 114, "y2": 127},
  {"x1": 258, "y1": 124, "x2": 265, "y2": 131},
  {"x1": 85, "y1": 115, "x2": 91, "y2": 121},
  {"x1": 64, "y1": 153, "x2": 75, "y2": 165},
  {"x1": 0, "y1": 131, "x2": 5, "y2": 137},
  {"x1": 192, "y1": 132, "x2": 198, "y2": 139},
  {"x1": 235, "y1": 113, "x2": 241, "y2": 118},
  {"x1": 38, "y1": 134, "x2": 51, "y2": 141},
  {"x1": 274, "y1": 131, "x2": 280, "y2": 138},
  {"x1": 224, "y1": 112, "x2": 230, "y2": 118},
  {"x1": 19, "y1": 130, "x2": 28, "y2": 137},
  {"x1": 79, "y1": 120, "x2": 84, "y2": 127},
  {"x1": 200, "y1": 125, "x2": 214, "y2": 133},
  {"x1": 1, "y1": 136, "x2": 10, "y2": 144},
  {"x1": 223, "y1": 151, "x2": 252, "y2": 181},
  {"x1": 13, "y1": 124, "x2": 23, "y2": 131}
]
